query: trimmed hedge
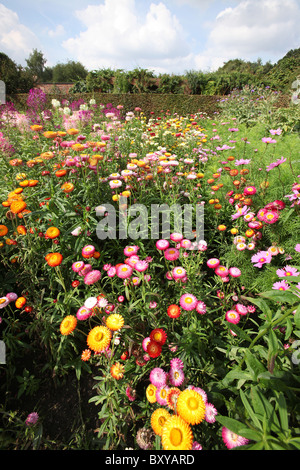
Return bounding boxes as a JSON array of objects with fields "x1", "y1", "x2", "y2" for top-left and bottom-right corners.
[{"x1": 7, "y1": 92, "x2": 222, "y2": 118}]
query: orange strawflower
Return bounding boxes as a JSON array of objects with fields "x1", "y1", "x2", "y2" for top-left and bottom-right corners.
[
  {"x1": 110, "y1": 362, "x2": 125, "y2": 380},
  {"x1": 15, "y1": 297, "x2": 26, "y2": 309},
  {"x1": 10, "y1": 200, "x2": 27, "y2": 214},
  {"x1": 45, "y1": 252, "x2": 63, "y2": 267},
  {"x1": 0, "y1": 225, "x2": 8, "y2": 237},
  {"x1": 61, "y1": 182, "x2": 74, "y2": 193},
  {"x1": 45, "y1": 227, "x2": 60, "y2": 239},
  {"x1": 81, "y1": 349, "x2": 91, "y2": 362},
  {"x1": 17, "y1": 225, "x2": 27, "y2": 235}
]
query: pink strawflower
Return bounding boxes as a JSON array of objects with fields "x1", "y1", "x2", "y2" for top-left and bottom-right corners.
[
  {"x1": 205, "y1": 403, "x2": 218, "y2": 423},
  {"x1": 116, "y1": 264, "x2": 133, "y2": 279},
  {"x1": 192, "y1": 442, "x2": 203, "y2": 450},
  {"x1": 82, "y1": 245, "x2": 95, "y2": 258},
  {"x1": 107, "y1": 266, "x2": 116, "y2": 277},
  {"x1": 149, "y1": 367, "x2": 167, "y2": 387},
  {"x1": 168, "y1": 367, "x2": 185, "y2": 386},
  {"x1": 195, "y1": 301, "x2": 207, "y2": 315},
  {"x1": 180, "y1": 239, "x2": 192, "y2": 249},
  {"x1": 222, "y1": 427, "x2": 249, "y2": 449},
  {"x1": 164, "y1": 247, "x2": 180, "y2": 261},
  {"x1": 5, "y1": 292, "x2": 18, "y2": 303},
  {"x1": 229, "y1": 267, "x2": 241, "y2": 278},
  {"x1": 156, "y1": 239, "x2": 169, "y2": 250},
  {"x1": 25, "y1": 412, "x2": 39, "y2": 426},
  {"x1": 263, "y1": 211, "x2": 279, "y2": 224},
  {"x1": 170, "y1": 357, "x2": 184, "y2": 369},
  {"x1": 79, "y1": 264, "x2": 93, "y2": 276},
  {"x1": 156, "y1": 385, "x2": 169, "y2": 406},
  {"x1": 142, "y1": 337, "x2": 151, "y2": 352},
  {"x1": 243, "y1": 186, "x2": 256, "y2": 196},
  {"x1": 247, "y1": 305, "x2": 256, "y2": 313},
  {"x1": 84, "y1": 269, "x2": 101, "y2": 285},
  {"x1": 207, "y1": 258, "x2": 220, "y2": 269},
  {"x1": 172, "y1": 266, "x2": 186, "y2": 280},
  {"x1": 125, "y1": 386, "x2": 136, "y2": 402},
  {"x1": 235, "y1": 304, "x2": 248, "y2": 316},
  {"x1": 179, "y1": 293, "x2": 198, "y2": 310},
  {"x1": 76, "y1": 306, "x2": 92, "y2": 320},
  {"x1": 225, "y1": 310, "x2": 240, "y2": 324},
  {"x1": 215, "y1": 265, "x2": 229, "y2": 277},
  {"x1": 124, "y1": 245, "x2": 139, "y2": 257},
  {"x1": 170, "y1": 232, "x2": 183, "y2": 242},
  {"x1": 134, "y1": 260, "x2": 149, "y2": 272},
  {"x1": 72, "y1": 261, "x2": 85, "y2": 273}
]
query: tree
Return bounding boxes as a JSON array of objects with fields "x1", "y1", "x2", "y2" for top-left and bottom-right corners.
[
  {"x1": 0, "y1": 52, "x2": 34, "y2": 94},
  {"x1": 25, "y1": 49, "x2": 47, "y2": 82},
  {"x1": 51, "y1": 61, "x2": 88, "y2": 83}
]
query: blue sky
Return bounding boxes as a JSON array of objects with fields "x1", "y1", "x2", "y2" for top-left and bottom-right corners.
[{"x1": 0, "y1": 0, "x2": 299, "y2": 74}]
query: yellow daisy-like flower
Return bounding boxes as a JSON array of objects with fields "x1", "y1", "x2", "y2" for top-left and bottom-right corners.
[
  {"x1": 176, "y1": 389, "x2": 206, "y2": 425},
  {"x1": 161, "y1": 415, "x2": 193, "y2": 451},
  {"x1": 106, "y1": 313, "x2": 124, "y2": 331},
  {"x1": 87, "y1": 325, "x2": 112, "y2": 352},
  {"x1": 110, "y1": 362, "x2": 125, "y2": 380},
  {"x1": 146, "y1": 383, "x2": 157, "y2": 404},
  {"x1": 60, "y1": 315, "x2": 77, "y2": 336},
  {"x1": 150, "y1": 408, "x2": 171, "y2": 436}
]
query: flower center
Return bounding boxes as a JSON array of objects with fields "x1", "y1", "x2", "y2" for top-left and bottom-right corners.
[
  {"x1": 95, "y1": 332, "x2": 104, "y2": 342},
  {"x1": 187, "y1": 397, "x2": 199, "y2": 410},
  {"x1": 158, "y1": 416, "x2": 167, "y2": 427},
  {"x1": 170, "y1": 428, "x2": 183, "y2": 447}
]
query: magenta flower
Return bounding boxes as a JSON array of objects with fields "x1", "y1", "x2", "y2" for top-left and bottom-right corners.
[
  {"x1": 84, "y1": 270, "x2": 101, "y2": 285},
  {"x1": 251, "y1": 250, "x2": 272, "y2": 268},
  {"x1": 272, "y1": 280, "x2": 290, "y2": 290},
  {"x1": 276, "y1": 266, "x2": 300, "y2": 277},
  {"x1": 262, "y1": 137, "x2": 277, "y2": 144},
  {"x1": 25, "y1": 412, "x2": 39, "y2": 426},
  {"x1": 222, "y1": 427, "x2": 249, "y2": 449},
  {"x1": 225, "y1": 310, "x2": 240, "y2": 324}
]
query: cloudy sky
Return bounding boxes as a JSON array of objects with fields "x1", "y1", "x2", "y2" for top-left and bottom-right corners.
[{"x1": 0, "y1": 0, "x2": 299, "y2": 74}]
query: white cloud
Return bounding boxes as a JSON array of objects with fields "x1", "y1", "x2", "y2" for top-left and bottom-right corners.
[
  {"x1": 0, "y1": 3, "x2": 40, "y2": 64},
  {"x1": 48, "y1": 24, "x2": 65, "y2": 38},
  {"x1": 207, "y1": 0, "x2": 300, "y2": 65},
  {"x1": 62, "y1": 0, "x2": 192, "y2": 73}
]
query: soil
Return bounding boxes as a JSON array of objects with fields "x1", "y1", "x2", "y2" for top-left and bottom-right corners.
[{"x1": 0, "y1": 345, "x2": 101, "y2": 450}]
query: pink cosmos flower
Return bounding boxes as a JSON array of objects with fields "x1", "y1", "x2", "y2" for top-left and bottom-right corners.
[
  {"x1": 262, "y1": 137, "x2": 276, "y2": 144},
  {"x1": 251, "y1": 250, "x2": 272, "y2": 268},
  {"x1": 231, "y1": 205, "x2": 249, "y2": 220},
  {"x1": 272, "y1": 280, "x2": 290, "y2": 290},
  {"x1": 276, "y1": 266, "x2": 300, "y2": 277},
  {"x1": 295, "y1": 244, "x2": 300, "y2": 252},
  {"x1": 222, "y1": 427, "x2": 249, "y2": 449}
]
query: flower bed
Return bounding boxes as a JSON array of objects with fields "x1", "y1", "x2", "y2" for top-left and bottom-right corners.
[{"x1": 0, "y1": 87, "x2": 299, "y2": 450}]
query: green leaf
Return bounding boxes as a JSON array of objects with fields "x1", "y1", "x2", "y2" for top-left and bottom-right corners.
[
  {"x1": 244, "y1": 350, "x2": 266, "y2": 380},
  {"x1": 277, "y1": 393, "x2": 289, "y2": 434},
  {"x1": 216, "y1": 416, "x2": 249, "y2": 438},
  {"x1": 260, "y1": 290, "x2": 299, "y2": 304}
]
